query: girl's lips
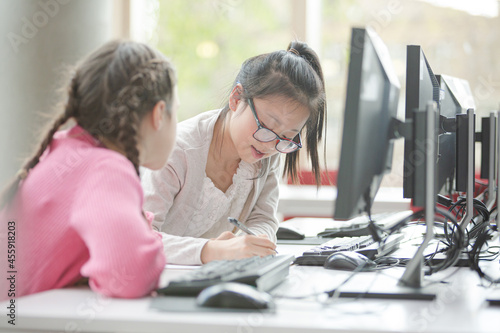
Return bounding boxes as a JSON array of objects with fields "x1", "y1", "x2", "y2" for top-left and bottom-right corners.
[{"x1": 251, "y1": 146, "x2": 265, "y2": 159}]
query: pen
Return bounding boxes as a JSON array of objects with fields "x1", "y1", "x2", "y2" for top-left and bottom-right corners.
[
  {"x1": 228, "y1": 217, "x2": 256, "y2": 236},
  {"x1": 227, "y1": 217, "x2": 278, "y2": 254}
]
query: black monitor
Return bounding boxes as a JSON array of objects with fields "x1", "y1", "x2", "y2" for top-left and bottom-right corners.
[
  {"x1": 435, "y1": 74, "x2": 468, "y2": 195},
  {"x1": 403, "y1": 45, "x2": 440, "y2": 206},
  {"x1": 334, "y1": 27, "x2": 400, "y2": 220},
  {"x1": 456, "y1": 111, "x2": 475, "y2": 192},
  {"x1": 477, "y1": 113, "x2": 497, "y2": 208},
  {"x1": 436, "y1": 75, "x2": 475, "y2": 193},
  {"x1": 478, "y1": 116, "x2": 495, "y2": 180},
  {"x1": 334, "y1": 27, "x2": 439, "y2": 290}
]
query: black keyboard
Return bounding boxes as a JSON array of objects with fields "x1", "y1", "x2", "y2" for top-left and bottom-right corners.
[
  {"x1": 157, "y1": 254, "x2": 295, "y2": 296},
  {"x1": 303, "y1": 235, "x2": 375, "y2": 256},
  {"x1": 294, "y1": 233, "x2": 404, "y2": 266},
  {"x1": 317, "y1": 211, "x2": 412, "y2": 238}
]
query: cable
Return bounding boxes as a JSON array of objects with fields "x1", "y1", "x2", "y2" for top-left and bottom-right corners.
[
  {"x1": 274, "y1": 260, "x2": 378, "y2": 301},
  {"x1": 425, "y1": 206, "x2": 465, "y2": 275},
  {"x1": 324, "y1": 259, "x2": 371, "y2": 299},
  {"x1": 431, "y1": 194, "x2": 500, "y2": 283},
  {"x1": 468, "y1": 227, "x2": 500, "y2": 284}
]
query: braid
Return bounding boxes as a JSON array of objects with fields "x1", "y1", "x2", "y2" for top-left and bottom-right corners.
[
  {"x1": 1, "y1": 41, "x2": 177, "y2": 210},
  {"x1": 104, "y1": 59, "x2": 173, "y2": 176},
  {"x1": 0, "y1": 76, "x2": 79, "y2": 209},
  {"x1": 113, "y1": 103, "x2": 141, "y2": 176}
]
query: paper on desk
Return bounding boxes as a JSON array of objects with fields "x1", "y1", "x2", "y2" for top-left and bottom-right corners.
[
  {"x1": 165, "y1": 264, "x2": 200, "y2": 270},
  {"x1": 159, "y1": 265, "x2": 200, "y2": 289}
]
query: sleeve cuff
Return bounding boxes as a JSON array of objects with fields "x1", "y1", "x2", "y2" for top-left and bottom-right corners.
[{"x1": 159, "y1": 232, "x2": 210, "y2": 265}]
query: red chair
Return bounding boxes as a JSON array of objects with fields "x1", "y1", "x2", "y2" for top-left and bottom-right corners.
[{"x1": 287, "y1": 169, "x2": 338, "y2": 186}]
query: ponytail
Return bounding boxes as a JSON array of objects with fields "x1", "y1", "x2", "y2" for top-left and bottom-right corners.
[
  {"x1": 286, "y1": 41, "x2": 327, "y2": 186},
  {"x1": 222, "y1": 41, "x2": 327, "y2": 186}
]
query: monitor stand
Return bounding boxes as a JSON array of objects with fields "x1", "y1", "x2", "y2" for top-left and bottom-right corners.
[
  {"x1": 398, "y1": 102, "x2": 437, "y2": 288},
  {"x1": 458, "y1": 109, "x2": 476, "y2": 231},
  {"x1": 334, "y1": 276, "x2": 438, "y2": 301}
]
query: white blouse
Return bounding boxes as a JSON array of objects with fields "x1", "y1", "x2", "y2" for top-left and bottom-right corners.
[
  {"x1": 187, "y1": 161, "x2": 257, "y2": 238},
  {"x1": 141, "y1": 109, "x2": 281, "y2": 265}
]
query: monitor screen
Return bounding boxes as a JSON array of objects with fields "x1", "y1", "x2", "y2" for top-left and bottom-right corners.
[
  {"x1": 435, "y1": 74, "x2": 465, "y2": 194},
  {"x1": 403, "y1": 45, "x2": 440, "y2": 202},
  {"x1": 436, "y1": 75, "x2": 475, "y2": 192},
  {"x1": 334, "y1": 27, "x2": 400, "y2": 220},
  {"x1": 456, "y1": 111, "x2": 475, "y2": 192},
  {"x1": 479, "y1": 115, "x2": 495, "y2": 181}
]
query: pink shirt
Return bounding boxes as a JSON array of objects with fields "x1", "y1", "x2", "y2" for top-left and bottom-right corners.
[{"x1": 0, "y1": 125, "x2": 166, "y2": 299}]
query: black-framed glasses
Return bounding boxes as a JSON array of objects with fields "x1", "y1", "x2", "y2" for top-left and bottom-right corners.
[{"x1": 247, "y1": 98, "x2": 302, "y2": 154}]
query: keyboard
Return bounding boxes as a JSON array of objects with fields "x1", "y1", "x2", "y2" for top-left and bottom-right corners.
[
  {"x1": 294, "y1": 233, "x2": 404, "y2": 266},
  {"x1": 317, "y1": 210, "x2": 413, "y2": 238},
  {"x1": 157, "y1": 254, "x2": 295, "y2": 296}
]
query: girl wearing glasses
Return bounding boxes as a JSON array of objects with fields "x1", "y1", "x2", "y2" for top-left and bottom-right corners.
[{"x1": 142, "y1": 41, "x2": 326, "y2": 264}]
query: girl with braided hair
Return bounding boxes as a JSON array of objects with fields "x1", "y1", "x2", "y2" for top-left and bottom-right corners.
[
  {"x1": 0, "y1": 40, "x2": 177, "y2": 299},
  {"x1": 142, "y1": 41, "x2": 327, "y2": 265}
]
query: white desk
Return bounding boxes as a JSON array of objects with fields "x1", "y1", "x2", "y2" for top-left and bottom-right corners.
[
  {"x1": 278, "y1": 185, "x2": 411, "y2": 219},
  {"x1": 2, "y1": 242, "x2": 500, "y2": 333}
]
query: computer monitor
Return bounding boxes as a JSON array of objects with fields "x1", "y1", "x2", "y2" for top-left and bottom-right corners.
[
  {"x1": 456, "y1": 109, "x2": 476, "y2": 228},
  {"x1": 334, "y1": 27, "x2": 400, "y2": 220},
  {"x1": 478, "y1": 113, "x2": 497, "y2": 208},
  {"x1": 443, "y1": 77, "x2": 476, "y2": 193},
  {"x1": 478, "y1": 115, "x2": 496, "y2": 181},
  {"x1": 403, "y1": 45, "x2": 440, "y2": 206},
  {"x1": 334, "y1": 27, "x2": 439, "y2": 289},
  {"x1": 435, "y1": 74, "x2": 469, "y2": 195},
  {"x1": 475, "y1": 112, "x2": 496, "y2": 209}
]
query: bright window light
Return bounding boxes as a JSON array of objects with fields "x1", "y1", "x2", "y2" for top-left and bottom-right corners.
[
  {"x1": 130, "y1": 0, "x2": 160, "y2": 43},
  {"x1": 419, "y1": 0, "x2": 498, "y2": 18}
]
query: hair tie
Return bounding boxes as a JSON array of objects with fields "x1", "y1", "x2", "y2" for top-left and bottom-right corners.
[
  {"x1": 16, "y1": 169, "x2": 28, "y2": 180},
  {"x1": 288, "y1": 48, "x2": 300, "y2": 56}
]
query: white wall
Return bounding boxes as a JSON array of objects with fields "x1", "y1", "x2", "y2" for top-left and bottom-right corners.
[{"x1": 0, "y1": 0, "x2": 115, "y2": 187}]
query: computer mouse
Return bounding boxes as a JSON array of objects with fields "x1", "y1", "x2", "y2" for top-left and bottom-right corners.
[
  {"x1": 196, "y1": 282, "x2": 275, "y2": 310},
  {"x1": 276, "y1": 225, "x2": 305, "y2": 240},
  {"x1": 323, "y1": 251, "x2": 376, "y2": 271}
]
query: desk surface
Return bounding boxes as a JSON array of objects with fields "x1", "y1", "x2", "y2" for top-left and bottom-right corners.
[
  {"x1": 2, "y1": 267, "x2": 499, "y2": 333},
  {"x1": 2, "y1": 225, "x2": 500, "y2": 333}
]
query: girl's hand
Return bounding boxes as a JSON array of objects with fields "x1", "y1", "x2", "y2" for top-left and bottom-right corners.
[{"x1": 200, "y1": 232, "x2": 276, "y2": 263}]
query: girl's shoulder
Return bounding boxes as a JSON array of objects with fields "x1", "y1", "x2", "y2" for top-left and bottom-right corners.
[
  {"x1": 51, "y1": 125, "x2": 138, "y2": 177},
  {"x1": 175, "y1": 109, "x2": 221, "y2": 149}
]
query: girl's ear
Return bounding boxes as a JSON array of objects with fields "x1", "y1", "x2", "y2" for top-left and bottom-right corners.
[
  {"x1": 151, "y1": 100, "x2": 167, "y2": 130},
  {"x1": 228, "y1": 83, "x2": 244, "y2": 111}
]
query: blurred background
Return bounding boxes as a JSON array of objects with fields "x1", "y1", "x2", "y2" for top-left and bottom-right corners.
[{"x1": 0, "y1": 0, "x2": 499, "y2": 189}]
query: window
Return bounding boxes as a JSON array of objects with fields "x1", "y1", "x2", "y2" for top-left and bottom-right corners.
[
  {"x1": 153, "y1": 0, "x2": 292, "y2": 120},
  {"x1": 134, "y1": 0, "x2": 500, "y2": 186}
]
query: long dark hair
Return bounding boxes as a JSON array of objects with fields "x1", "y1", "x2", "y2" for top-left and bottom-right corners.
[
  {"x1": 220, "y1": 41, "x2": 326, "y2": 185},
  {"x1": 1, "y1": 40, "x2": 176, "y2": 209}
]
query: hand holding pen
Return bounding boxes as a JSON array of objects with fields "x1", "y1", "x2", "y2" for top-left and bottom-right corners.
[
  {"x1": 228, "y1": 217, "x2": 278, "y2": 254},
  {"x1": 201, "y1": 220, "x2": 278, "y2": 263}
]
